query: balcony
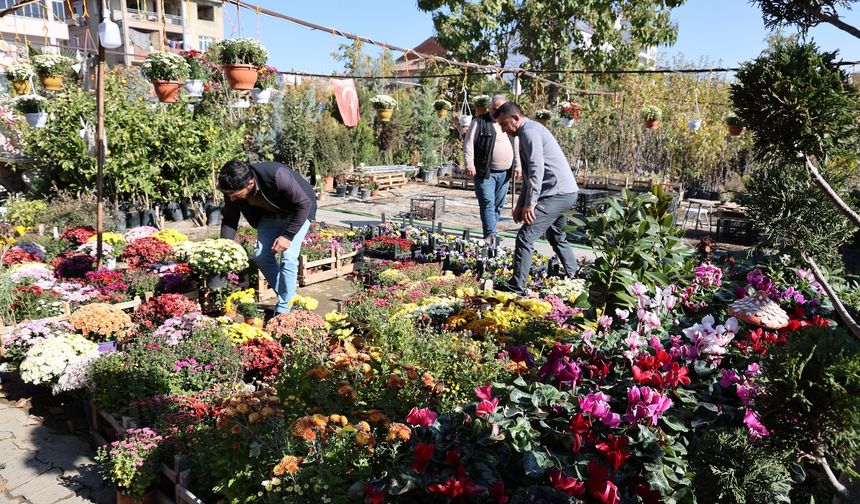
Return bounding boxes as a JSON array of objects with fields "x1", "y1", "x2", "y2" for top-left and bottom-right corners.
[{"x1": 126, "y1": 9, "x2": 182, "y2": 26}]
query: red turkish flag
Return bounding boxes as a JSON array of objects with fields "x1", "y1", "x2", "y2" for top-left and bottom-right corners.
[{"x1": 331, "y1": 78, "x2": 360, "y2": 127}]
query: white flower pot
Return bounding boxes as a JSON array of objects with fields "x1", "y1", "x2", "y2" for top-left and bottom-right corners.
[
  {"x1": 229, "y1": 99, "x2": 251, "y2": 109},
  {"x1": 251, "y1": 88, "x2": 272, "y2": 104},
  {"x1": 458, "y1": 115, "x2": 472, "y2": 127},
  {"x1": 687, "y1": 119, "x2": 702, "y2": 132},
  {"x1": 561, "y1": 118, "x2": 574, "y2": 128},
  {"x1": 106, "y1": 258, "x2": 117, "y2": 270},
  {"x1": 184, "y1": 79, "x2": 204, "y2": 97},
  {"x1": 24, "y1": 112, "x2": 47, "y2": 128}
]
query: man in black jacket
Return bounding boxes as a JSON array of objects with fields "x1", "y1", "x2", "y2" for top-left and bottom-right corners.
[
  {"x1": 463, "y1": 94, "x2": 521, "y2": 244},
  {"x1": 217, "y1": 160, "x2": 317, "y2": 314}
]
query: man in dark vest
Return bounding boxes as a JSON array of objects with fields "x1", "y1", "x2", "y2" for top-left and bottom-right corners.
[
  {"x1": 463, "y1": 94, "x2": 521, "y2": 244},
  {"x1": 217, "y1": 160, "x2": 316, "y2": 314}
]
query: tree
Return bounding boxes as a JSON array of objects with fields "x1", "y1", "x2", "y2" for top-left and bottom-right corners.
[
  {"x1": 417, "y1": 0, "x2": 687, "y2": 73},
  {"x1": 751, "y1": 0, "x2": 860, "y2": 39}
]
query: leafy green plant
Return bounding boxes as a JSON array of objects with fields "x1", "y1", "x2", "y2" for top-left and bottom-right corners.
[
  {"x1": 473, "y1": 94, "x2": 491, "y2": 108},
  {"x1": 12, "y1": 94, "x2": 47, "y2": 114},
  {"x1": 141, "y1": 51, "x2": 190, "y2": 82},
  {"x1": 211, "y1": 38, "x2": 268, "y2": 67},
  {"x1": 691, "y1": 428, "x2": 793, "y2": 504},
  {"x1": 725, "y1": 115, "x2": 742, "y2": 126},
  {"x1": 581, "y1": 187, "x2": 692, "y2": 309},
  {"x1": 4, "y1": 198, "x2": 47, "y2": 228},
  {"x1": 731, "y1": 41, "x2": 859, "y2": 161}
]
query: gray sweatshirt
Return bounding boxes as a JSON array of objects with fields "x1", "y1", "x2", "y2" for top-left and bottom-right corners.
[{"x1": 516, "y1": 119, "x2": 579, "y2": 207}]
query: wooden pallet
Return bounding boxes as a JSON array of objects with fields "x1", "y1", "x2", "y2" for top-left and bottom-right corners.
[
  {"x1": 437, "y1": 173, "x2": 475, "y2": 190},
  {"x1": 368, "y1": 172, "x2": 409, "y2": 190},
  {"x1": 298, "y1": 249, "x2": 359, "y2": 286}
]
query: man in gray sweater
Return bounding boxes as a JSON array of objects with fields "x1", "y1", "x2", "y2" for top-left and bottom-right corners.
[{"x1": 493, "y1": 102, "x2": 579, "y2": 295}]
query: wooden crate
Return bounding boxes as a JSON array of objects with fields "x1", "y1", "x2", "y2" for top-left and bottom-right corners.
[
  {"x1": 437, "y1": 172, "x2": 474, "y2": 190},
  {"x1": 298, "y1": 249, "x2": 360, "y2": 286}
]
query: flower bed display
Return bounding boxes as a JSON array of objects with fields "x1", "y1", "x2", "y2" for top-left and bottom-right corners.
[{"x1": 297, "y1": 227, "x2": 360, "y2": 286}]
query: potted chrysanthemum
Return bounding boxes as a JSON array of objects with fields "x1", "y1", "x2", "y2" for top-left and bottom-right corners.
[
  {"x1": 433, "y1": 98, "x2": 452, "y2": 118},
  {"x1": 371, "y1": 94, "x2": 397, "y2": 122},
  {"x1": 535, "y1": 109, "x2": 552, "y2": 126},
  {"x1": 211, "y1": 38, "x2": 268, "y2": 90},
  {"x1": 6, "y1": 62, "x2": 35, "y2": 95},
  {"x1": 641, "y1": 104, "x2": 662, "y2": 129},
  {"x1": 179, "y1": 50, "x2": 206, "y2": 97},
  {"x1": 252, "y1": 65, "x2": 278, "y2": 103},
  {"x1": 559, "y1": 99, "x2": 582, "y2": 127},
  {"x1": 12, "y1": 94, "x2": 49, "y2": 128},
  {"x1": 96, "y1": 428, "x2": 163, "y2": 504},
  {"x1": 175, "y1": 238, "x2": 249, "y2": 289},
  {"x1": 31, "y1": 54, "x2": 74, "y2": 91},
  {"x1": 141, "y1": 51, "x2": 190, "y2": 103},
  {"x1": 473, "y1": 95, "x2": 491, "y2": 116}
]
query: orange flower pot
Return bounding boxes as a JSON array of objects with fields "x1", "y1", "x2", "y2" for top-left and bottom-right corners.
[
  {"x1": 436, "y1": 109, "x2": 448, "y2": 118},
  {"x1": 728, "y1": 124, "x2": 743, "y2": 136},
  {"x1": 644, "y1": 119, "x2": 660, "y2": 130},
  {"x1": 223, "y1": 64, "x2": 259, "y2": 90},
  {"x1": 376, "y1": 109, "x2": 393, "y2": 122},
  {"x1": 116, "y1": 490, "x2": 154, "y2": 504},
  {"x1": 322, "y1": 176, "x2": 334, "y2": 191},
  {"x1": 40, "y1": 74, "x2": 63, "y2": 91},
  {"x1": 12, "y1": 80, "x2": 31, "y2": 95},
  {"x1": 152, "y1": 80, "x2": 181, "y2": 103}
]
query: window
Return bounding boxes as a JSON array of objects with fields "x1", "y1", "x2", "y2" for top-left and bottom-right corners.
[
  {"x1": 52, "y1": 0, "x2": 66, "y2": 21},
  {"x1": 198, "y1": 36, "x2": 215, "y2": 52},
  {"x1": 196, "y1": 4, "x2": 214, "y2": 21}
]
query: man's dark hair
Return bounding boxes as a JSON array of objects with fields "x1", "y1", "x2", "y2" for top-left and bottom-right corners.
[
  {"x1": 218, "y1": 160, "x2": 253, "y2": 193},
  {"x1": 494, "y1": 101, "x2": 525, "y2": 119}
]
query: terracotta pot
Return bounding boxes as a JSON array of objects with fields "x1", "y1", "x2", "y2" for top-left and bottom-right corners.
[
  {"x1": 376, "y1": 109, "x2": 393, "y2": 122},
  {"x1": 644, "y1": 119, "x2": 660, "y2": 129},
  {"x1": 371, "y1": 189, "x2": 379, "y2": 197},
  {"x1": 536, "y1": 118, "x2": 548, "y2": 126},
  {"x1": 436, "y1": 109, "x2": 448, "y2": 118},
  {"x1": 728, "y1": 124, "x2": 743, "y2": 136},
  {"x1": 116, "y1": 490, "x2": 154, "y2": 504},
  {"x1": 12, "y1": 80, "x2": 31, "y2": 95},
  {"x1": 223, "y1": 64, "x2": 258, "y2": 90},
  {"x1": 152, "y1": 80, "x2": 181, "y2": 103},
  {"x1": 40, "y1": 74, "x2": 63, "y2": 91},
  {"x1": 322, "y1": 176, "x2": 334, "y2": 191},
  {"x1": 244, "y1": 316, "x2": 263, "y2": 329}
]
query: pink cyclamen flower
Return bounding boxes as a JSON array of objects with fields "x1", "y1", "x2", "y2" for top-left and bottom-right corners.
[
  {"x1": 614, "y1": 308, "x2": 630, "y2": 321},
  {"x1": 406, "y1": 407, "x2": 438, "y2": 427},
  {"x1": 476, "y1": 398, "x2": 500, "y2": 418},
  {"x1": 579, "y1": 390, "x2": 621, "y2": 428},
  {"x1": 744, "y1": 409, "x2": 770, "y2": 439},
  {"x1": 625, "y1": 386, "x2": 672, "y2": 426},
  {"x1": 597, "y1": 315, "x2": 613, "y2": 330},
  {"x1": 475, "y1": 384, "x2": 493, "y2": 401}
]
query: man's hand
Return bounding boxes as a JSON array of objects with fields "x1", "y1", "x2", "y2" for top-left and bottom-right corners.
[
  {"x1": 513, "y1": 205, "x2": 523, "y2": 223},
  {"x1": 272, "y1": 236, "x2": 291, "y2": 253},
  {"x1": 522, "y1": 205, "x2": 536, "y2": 225},
  {"x1": 514, "y1": 169, "x2": 522, "y2": 180},
  {"x1": 465, "y1": 166, "x2": 476, "y2": 177}
]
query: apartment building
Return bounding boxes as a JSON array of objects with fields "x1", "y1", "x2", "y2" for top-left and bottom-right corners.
[
  {"x1": 66, "y1": 0, "x2": 224, "y2": 66},
  {"x1": 0, "y1": 1, "x2": 70, "y2": 65}
]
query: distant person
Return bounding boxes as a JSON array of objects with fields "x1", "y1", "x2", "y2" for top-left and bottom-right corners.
[
  {"x1": 463, "y1": 94, "x2": 521, "y2": 244},
  {"x1": 217, "y1": 160, "x2": 316, "y2": 314},
  {"x1": 492, "y1": 102, "x2": 579, "y2": 295}
]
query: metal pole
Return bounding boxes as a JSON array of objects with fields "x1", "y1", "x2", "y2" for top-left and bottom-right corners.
[{"x1": 95, "y1": 1, "x2": 106, "y2": 269}]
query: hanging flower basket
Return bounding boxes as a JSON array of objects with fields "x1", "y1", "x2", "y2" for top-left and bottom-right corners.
[
  {"x1": 152, "y1": 80, "x2": 181, "y2": 103},
  {"x1": 40, "y1": 75, "x2": 63, "y2": 91},
  {"x1": 434, "y1": 98, "x2": 452, "y2": 118},
  {"x1": 641, "y1": 105, "x2": 662, "y2": 130},
  {"x1": 12, "y1": 80, "x2": 31, "y2": 95},
  {"x1": 687, "y1": 119, "x2": 702, "y2": 132},
  {"x1": 251, "y1": 87, "x2": 272, "y2": 103},
  {"x1": 32, "y1": 54, "x2": 73, "y2": 91},
  {"x1": 23, "y1": 112, "x2": 48, "y2": 128},
  {"x1": 559, "y1": 99, "x2": 582, "y2": 121},
  {"x1": 13, "y1": 94, "x2": 48, "y2": 128},
  {"x1": 726, "y1": 115, "x2": 744, "y2": 136},
  {"x1": 6, "y1": 62, "x2": 35, "y2": 95},
  {"x1": 184, "y1": 79, "x2": 204, "y2": 97},
  {"x1": 371, "y1": 94, "x2": 397, "y2": 122}
]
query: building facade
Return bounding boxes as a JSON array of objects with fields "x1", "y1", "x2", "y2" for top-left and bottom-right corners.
[
  {"x1": 66, "y1": 0, "x2": 224, "y2": 66},
  {"x1": 0, "y1": 0, "x2": 70, "y2": 65}
]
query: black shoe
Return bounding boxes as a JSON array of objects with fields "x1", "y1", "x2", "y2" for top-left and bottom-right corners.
[
  {"x1": 493, "y1": 282, "x2": 524, "y2": 296},
  {"x1": 262, "y1": 308, "x2": 276, "y2": 324}
]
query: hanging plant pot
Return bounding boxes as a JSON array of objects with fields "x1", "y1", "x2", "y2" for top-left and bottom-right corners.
[
  {"x1": 644, "y1": 119, "x2": 660, "y2": 129},
  {"x1": 322, "y1": 176, "x2": 334, "y2": 191},
  {"x1": 475, "y1": 106, "x2": 488, "y2": 117},
  {"x1": 458, "y1": 115, "x2": 472, "y2": 127},
  {"x1": 223, "y1": 64, "x2": 258, "y2": 90},
  {"x1": 23, "y1": 112, "x2": 48, "y2": 128},
  {"x1": 251, "y1": 88, "x2": 273, "y2": 104},
  {"x1": 436, "y1": 109, "x2": 448, "y2": 118},
  {"x1": 728, "y1": 124, "x2": 743, "y2": 136},
  {"x1": 184, "y1": 79, "x2": 204, "y2": 97},
  {"x1": 39, "y1": 74, "x2": 63, "y2": 91},
  {"x1": 376, "y1": 109, "x2": 393, "y2": 122},
  {"x1": 561, "y1": 118, "x2": 574, "y2": 128},
  {"x1": 536, "y1": 118, "x2": 549, "y2": 127},
  {"x1": 12, "y1": 80, "x2": 31, "y2": 95},
  {"x1": 152, "y1": 80, "x2": 181, "y2": 103},
  {"x1": 206, "y1": 274, "x2": 229, "y2": 290},
  {"x1": 687, "y1": 119, "x2": 702, "y2": 132}
]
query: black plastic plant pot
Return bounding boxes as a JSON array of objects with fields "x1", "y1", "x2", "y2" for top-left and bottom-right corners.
[
  {"x1": 335, "y1": 186, "x2": 347, "y2": 197},
  {"x1": 206, "y1": 204, "x2": 223, "y2": 226},
  {"x1": 126, "y1": 210, "x2": 141, "y2": 228}
]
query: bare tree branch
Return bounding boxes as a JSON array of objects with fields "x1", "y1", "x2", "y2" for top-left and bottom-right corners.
[
  {"x1": 804, "y1": 155, "x2": 860, "y2": 228},
  {"x1": 804, "y1": 254, "x2": 860, "y2": 341},
  {"x1": 803, "y1": 4, "x2": 860, "y2": 40},
  {"x1": 817, "y1": 456, "x2": 853, "y2": 501}
]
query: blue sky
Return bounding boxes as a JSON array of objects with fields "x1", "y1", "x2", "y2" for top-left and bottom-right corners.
[{"x1": 224, "y1": 0, "x2": 860, "y2": 74}]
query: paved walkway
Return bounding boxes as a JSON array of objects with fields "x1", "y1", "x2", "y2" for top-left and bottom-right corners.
[{"x1": 0, "y1": 392, "x2": 111, "y2": 504}]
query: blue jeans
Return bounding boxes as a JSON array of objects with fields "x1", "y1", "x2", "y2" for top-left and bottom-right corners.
[
  {"x1": 254, "y1": 217, "x2": 311, "y2": 313},
  {"x1": 474, "y1": 170, "x2": 511, "y2": 238}
]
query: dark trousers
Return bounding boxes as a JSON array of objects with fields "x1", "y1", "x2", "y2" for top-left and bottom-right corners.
[{"x1": 507, "y1": 192, "x2": 579, "y2": 294}]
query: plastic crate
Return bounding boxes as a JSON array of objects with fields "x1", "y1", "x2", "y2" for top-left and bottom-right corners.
[{"x1": 410, "y1": 196, "x2": 446, "y2": 220}]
